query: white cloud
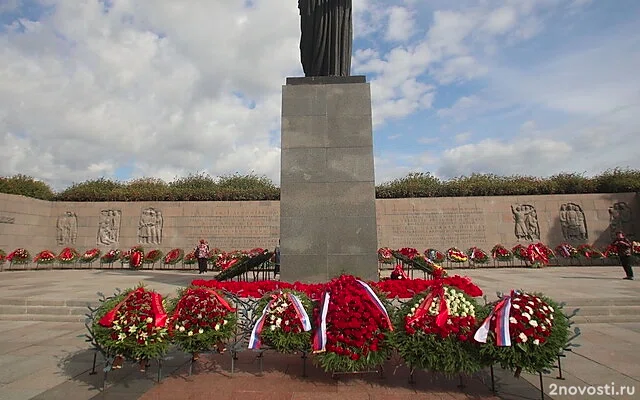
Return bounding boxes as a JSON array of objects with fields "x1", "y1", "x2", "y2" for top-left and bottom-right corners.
[
  {"x1": 385, "y1": 7, "x2": 416, "y2": 42},
  {"x1": 455, "y1": 131, "x2": 472, "y2": 143}
]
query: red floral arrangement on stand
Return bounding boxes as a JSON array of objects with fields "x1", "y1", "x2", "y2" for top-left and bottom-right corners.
[
  {"x1": 576, "y1": 244, "x2": 603, "y2": 259},
  {"x1": 555, "y1": 243, "x2": 578, "y2": 258},
  {"x1": 512, "y1": 244, "x2": 529, "y2": 261},
  {"x1": 312, "y1": 275, "x2": 393, "y2": 373},
  {"x1": 164, "y1": 248, "x2": 184, "y2": 265},
  {"x1": 377, "y1": 247, "x2": 394, "y2": 264},
  {"x1": 476, "y1": 290, "x2": 569, "y2": 377},
  {"x1": 0, "y1": 249, "x2": 6, "y2": 264},
  {"x1": 393, "y1": 277, "x2": 485, "y2": 375},
  {"x1": 184, "y1": 250, "x2": 197, "y2": 265},
  {"x1": 144, "y1": 250, "x2": 163, "y2": 264},
  {"x1": 80, "y1": 248, "x2": 101, "y2": 263},
  {"x1": 34, "y1": 250, "x2": 57, "y2": 264},
  {"x1": 467, "y1": 247, "x2": 489, "y2": 264},
  {"x1": 167, "y1": 287, "x2": 237, "y2": 359},
  {"x1": 58, "y1": 247, "x2": 79, "y2": 264},
  {"x1": 424, "y1": 249, "x2": 446, "y2": 263},
  {"x1": 447, "y1": 247, "x2": 468, "y2": 263},
  {"x1": 526, "y1": 243, "x2": 554, "y2": 267},
  {"x1": 100, "y1": 249, "x2": 121, "y2": 263},
  {"x1": 90, "y1": 286, "x2": 170, "y2": 371},
  {"x1": 128, "y1": 246, "x2": 145, "y2": 269},
  {"x1": 491, "y1": 244, "x2": 513, "y2": 262}
]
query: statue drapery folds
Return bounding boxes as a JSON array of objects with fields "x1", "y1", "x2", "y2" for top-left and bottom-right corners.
[{"x1": 298, "y1": 0, "x2": 353, "y2": 77}]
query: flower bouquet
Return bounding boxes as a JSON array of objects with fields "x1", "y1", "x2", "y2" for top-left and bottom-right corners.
[
  {"x1": 491, "y1": 244, "x2": 513, "y2": 262},
  {"x1": 467, "y1": 247, "x2": 489, "y2": 264},
  {"x1": 0, "y1": 249, "x2": 6, "y2": 264},
  {"x1": 167, "y1": 287, "x2": 237, "y2": 359},
  {"x1": 555, "y1": 243, "x2": 578, "y2": 259},
  {"x1": 447, "y1": 247, "x2": 468, "y2": 263},
  {"x1": 164, "y1": 248, "x2": 184, "y2": 265},
  {"x1": 128, "y1": 246, "x2": 145, "y2": 269},
  {"x1": 58, "y1": 247, "x2": 79, "y2": 264},
  {"x1": 476, "y1": 290, "x2": 570, "y2": 377},
  {"x1": 7, "y1": 248, "x2": 30, "y2": 264},
  {"x1": 89, "y1": 285, "x2": 170, "y2": 370},
  {"x1": 34, "y1": 250, "x2": 57, "y2": 264},
  {"x1": 312, "y1": 275, "x2": 393, "y2": 373},
  {"x1": 184, "y1": 250, "x2": 197, "y2": 265},
  {"x1": 377, "y1": 247, "x2": 394, "y2": 264},
  {"x1": 80, "y1": 248, "x2": 101, "y2": 263},
  {"x1": 101, "y1": 249, "x2": 121, "y2": 264},
  {"x1": 393, "y1": 282, "x2": 487, "y2": 376},
  {"x1": 424, "y1": 249, "x2": 446, "y2": 263},
  {"x1": 250, "y1": 289, "x2": 313, "y2": 353},
  {"x1": 576, "y1": 244, "x2": 603, "y2": 259},
  {"x1": 144, "y1": 249, "x2": 163, "y2": 264}
]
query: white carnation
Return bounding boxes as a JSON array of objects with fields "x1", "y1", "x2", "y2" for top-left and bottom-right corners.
[
  {"x1": 198, "y1": 328, "x2": 204, "y2": 334},
  {"x1": 519, "y1": 332, "x2": 528, "y2": 342},
  {"x1": 146, "y1": 317, "x2": 153, "y2": 324},
  {"x1": 188, "y1": 331, "x2": 194, "y2": 336},
  {"x1": 522, "y1": 312, "x2": 531, "y2": 320},
  {"x1": 509, "y1": 317, "x2": 517, "y2": 324},
  {"x1": 533, "y1": 339, "x2": 540, "y2": 345},
  {"x1": 512, "y1": 304, "x2": 521, "y2": 309},
  {"x1": 529, "y1": 320, "x2": 538, "y2": 327},
  {"x1": 179, "y1": 326, "x2": 185, "y2": 332}
]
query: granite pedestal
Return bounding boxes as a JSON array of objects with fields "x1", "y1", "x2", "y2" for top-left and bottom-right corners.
[{"x1": 279, "y1": 76, "x2": 378, "y2": 282}]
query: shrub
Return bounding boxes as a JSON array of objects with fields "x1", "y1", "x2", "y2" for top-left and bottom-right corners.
[
  {"x1": 56, "y1": 178, "x2": 123, "y2": 202},
  {"x1": 0, "y1": 175, "x2": 54, "y2": 200}
]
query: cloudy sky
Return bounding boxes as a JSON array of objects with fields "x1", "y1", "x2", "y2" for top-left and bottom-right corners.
[{"x1": 1, "y1": 0, "x2": 639, "y2": 191}]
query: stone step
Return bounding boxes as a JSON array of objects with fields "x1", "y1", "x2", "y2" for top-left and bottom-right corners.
[
  {"x1": 567, "y1": 305, "x2": 640, "y2": 316},
  {"x1": 0, "y1": 304, "x2": 89, "y2": 316},
  {"x1": 561, "y1": 298, "x2": 640, "y2": 307},
  {"x1": 572, "y1": 314, "x2": 640, "y2": 324},
  {"x1": 0, "y1": 313, "x2": 88, "y2": 323}
]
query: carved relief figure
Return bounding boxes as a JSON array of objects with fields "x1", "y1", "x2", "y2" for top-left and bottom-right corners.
[
  {"x1": 138, "y1": 208, "x2": 163, "y2": 244},
  {"x1": 609, "y1": 202, "x2": 634, "y2": 239},
  {"x1": 512, "y1": 204, "x2": 540, "y2": 241},
  {"x1": 56, "y1": 211, "x2": 78, "y2": 245},
  {"x1": 559, "y1": 203, "x2": 588, "y2": 240},
  {"x1": 97, "y1": 210, "x2": 122, "y2": 246}
]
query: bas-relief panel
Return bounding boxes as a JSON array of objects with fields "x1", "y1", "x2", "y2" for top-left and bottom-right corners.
[
  {"x1": 609, "y1": 202, "x2": 635, "y2": 239},
  {"x1": 56, "y1": 211, "x2": 78, "y2": 245},
  {"x1": 97, "y1": 210, "x2": 122, "y2": 246},
  {"x1": 511, "y1": 204, "x2": 540, "y2": 241},
  {"x1": 138, "y1": 207, "x2": 163, "y2": 244},
  {"x1": 559, "y1": 203, "x2": 588, "y2": 241}
]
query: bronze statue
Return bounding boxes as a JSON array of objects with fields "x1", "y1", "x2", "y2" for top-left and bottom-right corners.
[{"x1": 298, "y1": 0, "x2": 352, "y2": 77}]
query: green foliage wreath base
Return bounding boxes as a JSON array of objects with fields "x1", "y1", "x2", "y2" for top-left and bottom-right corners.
[
  {"x1": 392, "y1": 292, "x2": 490, "y2": 376},
  {"x1": 478, "y1": 294, "x2": 570, "y2": 375},
  {"x1": 90, "y1": 286, "x2": 170, "y2": 362},
  {"x1": 254, "y1": 289, "x2": 313, "y2": 354},
  {"x1": 313, "y1": 344, "x2": 391, "y2": 374}
]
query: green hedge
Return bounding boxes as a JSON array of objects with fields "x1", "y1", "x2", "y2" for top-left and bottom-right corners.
[{"x1": 1, "y1": 169, "x2": 639, "y2": 201}]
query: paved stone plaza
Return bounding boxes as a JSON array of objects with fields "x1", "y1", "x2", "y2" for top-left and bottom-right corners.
[{"x1": 0, "y1": 266, "x2": 638, "y2": 399}]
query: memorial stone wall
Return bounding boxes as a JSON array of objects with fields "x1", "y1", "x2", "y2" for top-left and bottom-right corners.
[{"x1": 0, "y1": 192, "x2": 638, "y2": 254}]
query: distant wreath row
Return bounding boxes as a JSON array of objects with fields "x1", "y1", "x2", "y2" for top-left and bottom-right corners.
[
  {"x1": 0, "y1": 246, "x2": 269, "y2": 270},
  {"x1": 378, "y1": 241, "x2": 640, "y2": 266}
]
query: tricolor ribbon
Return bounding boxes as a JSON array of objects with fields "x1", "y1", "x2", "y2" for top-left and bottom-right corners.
[
  {"x1": 248, "y1": 298, "x2": 275, "y2": 350},
  {"x1": 356, "y1": 279, "x2": 393, "y2": 331},
  {"x1": 406, "y1": 285, "x2": 449, "y2": 328},
  {"x1": 312, "y1": 291, "x2": 330, "y2": 353},
  {"x1": 248, "y1": 292, "x2": 312, "y2": 350},
  {"x1": 474, "y1": 292, "x2": 512, "y2": 346},
  {"x1": 99, "y1": 287, "x2": 167, "y2": 328}
]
